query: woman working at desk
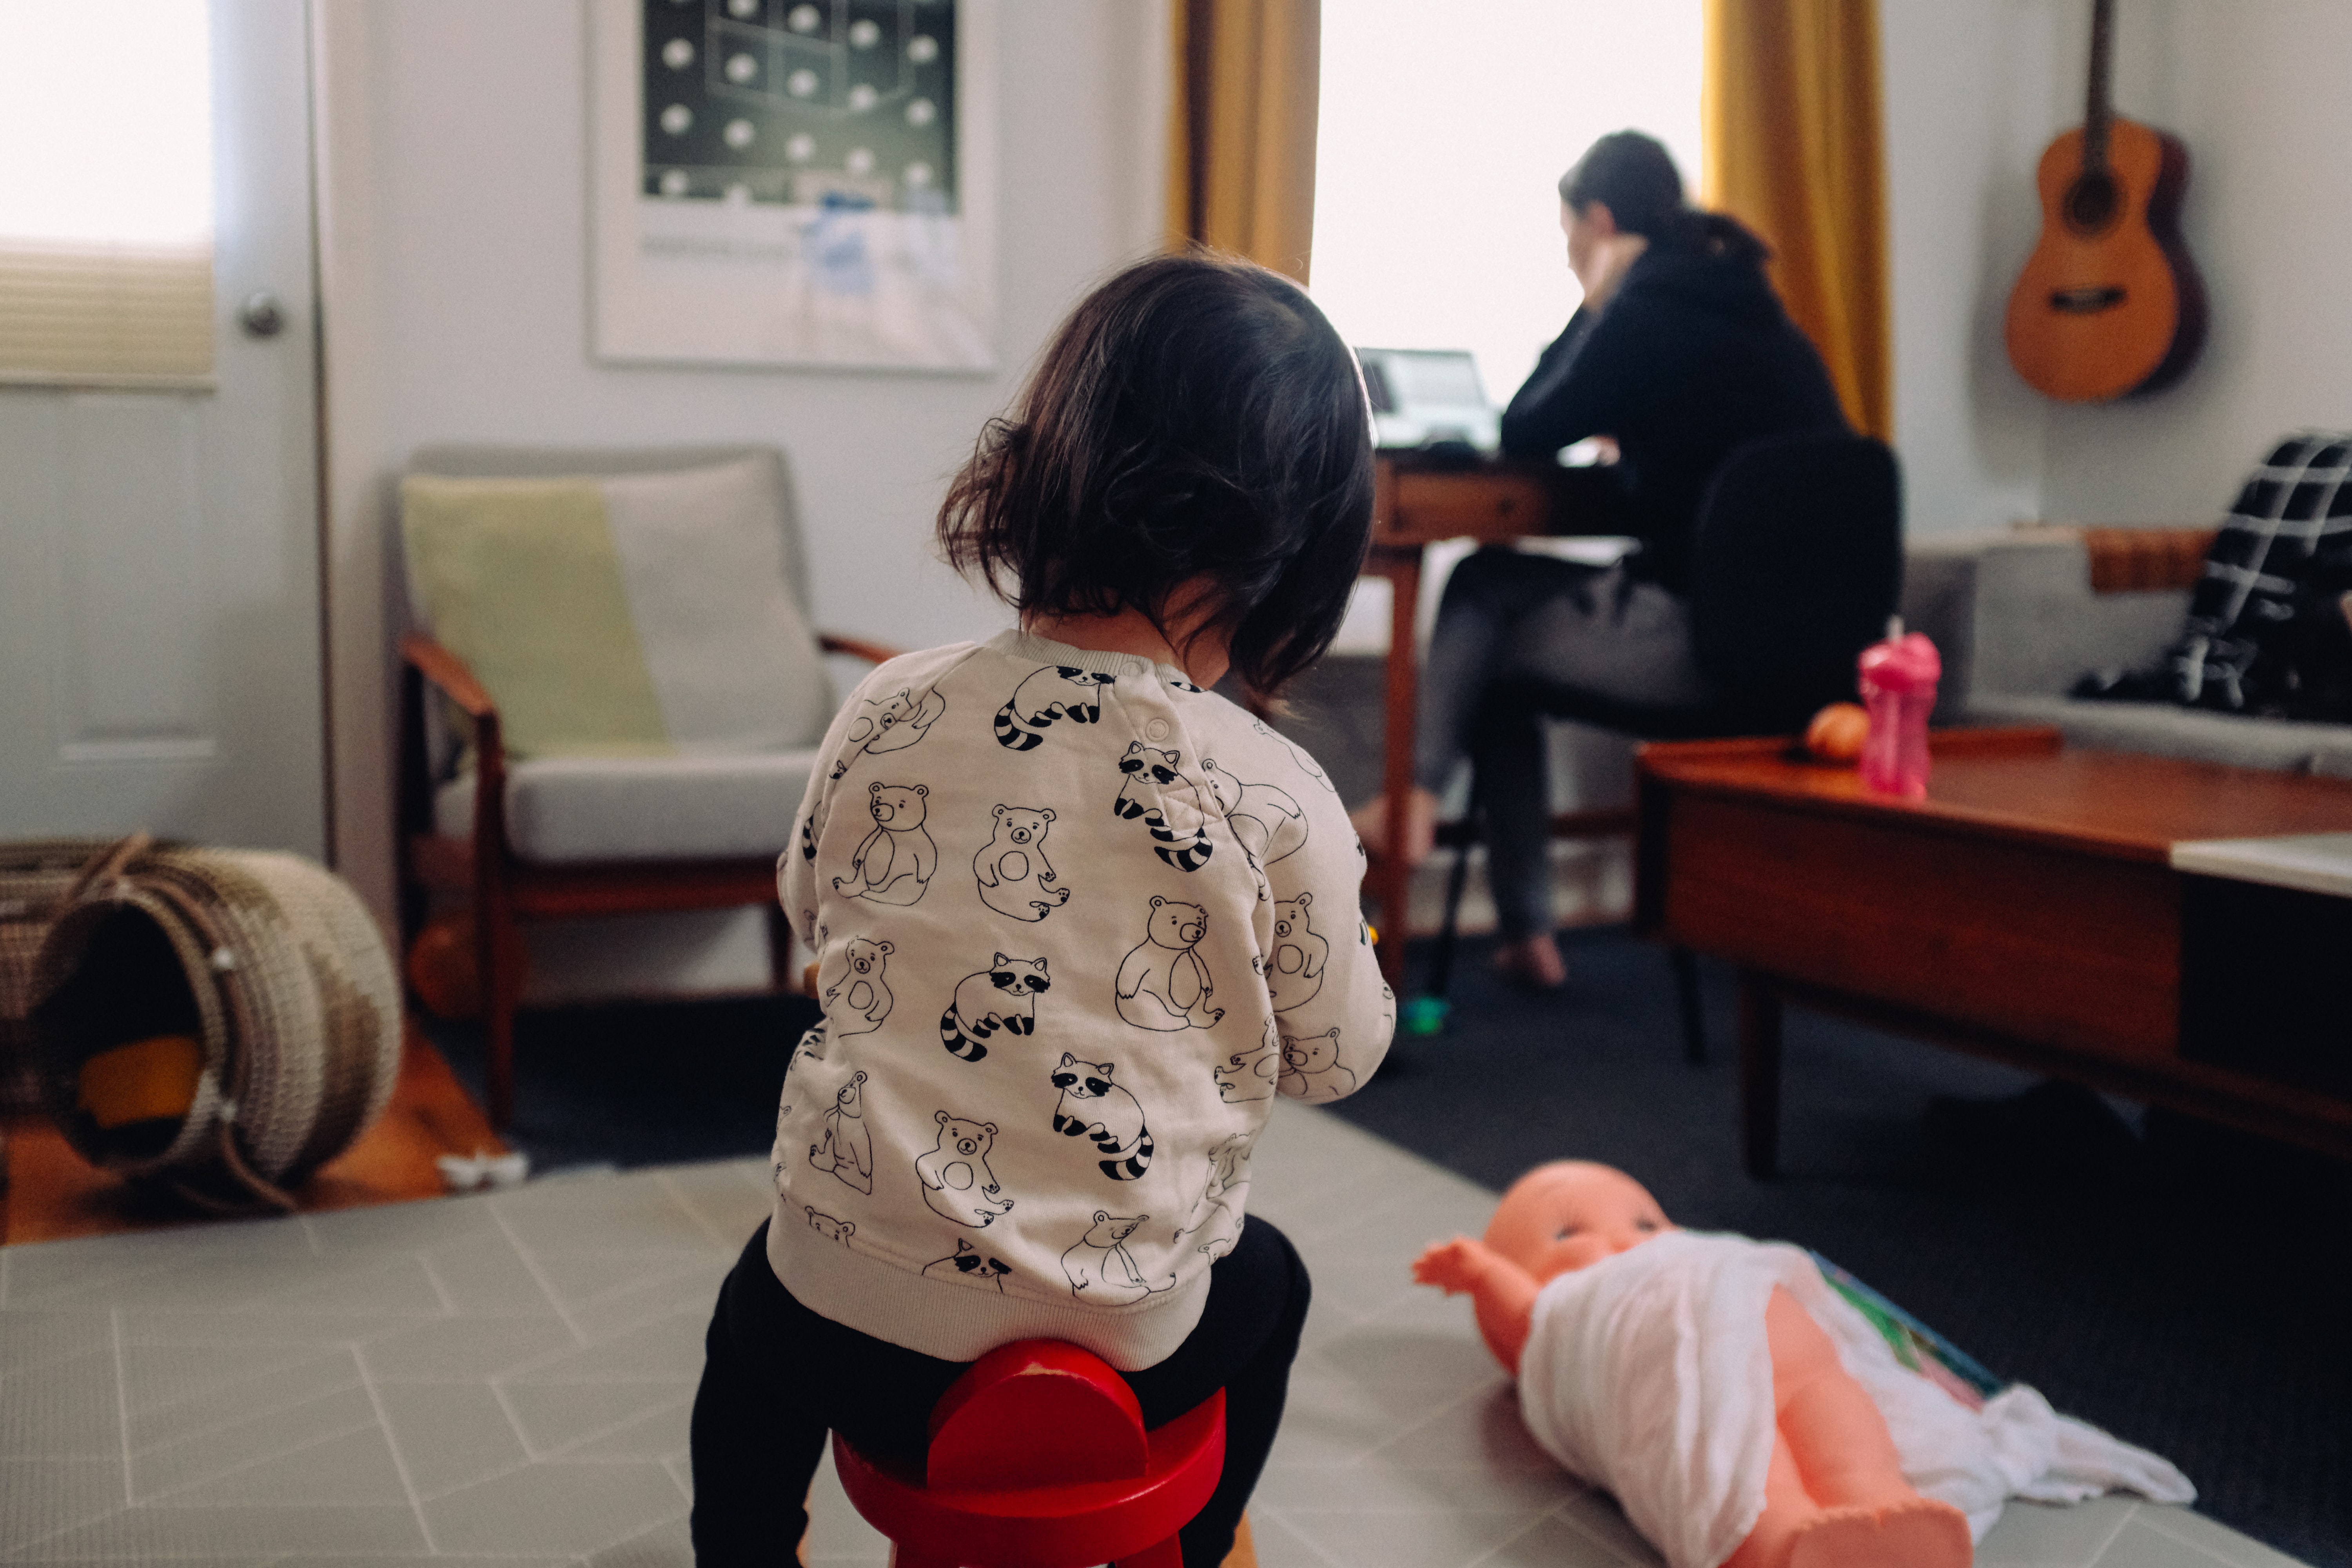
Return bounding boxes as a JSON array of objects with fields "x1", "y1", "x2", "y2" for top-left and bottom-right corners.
[{"x1": 1354, "y1": 131, "x2": 1846, "y2": 987}]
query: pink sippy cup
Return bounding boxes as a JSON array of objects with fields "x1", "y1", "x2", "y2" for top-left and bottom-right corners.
[{"x1": 1858, "y1": 617, "x2": 1941, "y2": 799}]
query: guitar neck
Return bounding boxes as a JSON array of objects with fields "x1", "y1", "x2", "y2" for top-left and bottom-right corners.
[{"x1": 2083, "y1": 0, "x2": 2115, "y2": 170}]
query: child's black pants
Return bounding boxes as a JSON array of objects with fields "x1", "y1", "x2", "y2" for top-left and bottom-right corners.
[{"x1": 690, "y1": 1216, "x2": 1311, "y2": 1567}]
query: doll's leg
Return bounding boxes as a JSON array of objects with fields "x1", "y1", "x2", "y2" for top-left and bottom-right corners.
[
  {"x1": 1764, "y1": 1287, "x2": 1916, "y2": 1509},
  {"x1": 1721, "y1": 1431, "x2": 1821, "y2": 1568}
]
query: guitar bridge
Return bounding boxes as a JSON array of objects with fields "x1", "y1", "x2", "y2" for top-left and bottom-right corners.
[{"x1": 2049, "y1": 285, "x2": 2127, "y2": 314}]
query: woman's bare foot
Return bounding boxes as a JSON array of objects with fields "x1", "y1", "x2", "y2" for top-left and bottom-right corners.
[
  {"x1": 1348, "y1": 787, "x2": 1440, "y2": 867},
  {"x1": 1491, "y1": 934, "x2": 1566, "y2": 989},
  {"x1": 1786, "y1": 1499, "x2": 1971, "y2": 1568}
]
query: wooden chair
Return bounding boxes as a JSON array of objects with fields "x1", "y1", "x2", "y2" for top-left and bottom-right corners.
[
  {"x1": 830, "y1": 1339, "x2": 1228, "y2": 1568},
  {"x1": 395, "y1": 445, "x2": 895, "y2": 1128}
]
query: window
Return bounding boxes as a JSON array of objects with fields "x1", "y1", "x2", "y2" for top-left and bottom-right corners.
[
  {"x1": 1310, "y1": 0, "x2": 1702, "y2": 409},
  {"x1": 0, "y1": 0, "x2": 216, "y2": 387}
]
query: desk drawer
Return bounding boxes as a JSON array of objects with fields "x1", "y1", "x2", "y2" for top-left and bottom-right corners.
[
  {"x1": 1377, "y1": 471, "x2": 1553, "y2": 546},
  {"x1": 1653, "y1": 794, "x2": 2180, "y2": 1060}
]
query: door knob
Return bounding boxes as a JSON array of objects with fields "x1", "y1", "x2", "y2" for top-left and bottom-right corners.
[{"x1": 238, "y1": 291, "x2": 285, "y2": 338}]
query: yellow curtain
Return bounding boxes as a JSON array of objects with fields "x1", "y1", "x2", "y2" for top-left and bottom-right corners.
[
  {"x1": 1164, "y1": 0, "x2": 1321, "y2": 284},
  {"x1": 1701, "y1": 0, "x2": 1891, "y2": 440}
]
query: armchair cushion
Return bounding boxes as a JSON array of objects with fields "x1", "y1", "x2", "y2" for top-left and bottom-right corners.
[
  {"x1": 401, "y1": 454, "x2": 832, "y2": 759},
  {"x1": 435, "y1": 749, "x2": 826, "y2": 862}
]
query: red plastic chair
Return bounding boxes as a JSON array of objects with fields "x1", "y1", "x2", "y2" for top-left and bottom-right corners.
[{"x1": 830, "y1": 1339, "x2": 1227, "y2": 1568}]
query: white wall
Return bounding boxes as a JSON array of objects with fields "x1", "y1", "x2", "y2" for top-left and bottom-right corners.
[
  {"x1": 316, "y1": 0, "x2": 1169, "y2": 937},
  {"x1": 1881, "y1": 0, "x2": 2352, "y2": 536}
]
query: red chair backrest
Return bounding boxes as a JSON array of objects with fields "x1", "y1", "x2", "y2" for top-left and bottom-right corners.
[{"x1": 926, "y1": 1339, "x2": 1149, "y2": 1490}]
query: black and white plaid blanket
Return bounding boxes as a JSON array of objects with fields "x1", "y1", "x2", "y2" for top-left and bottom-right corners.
[{"x1": 2080, "y1": 431, "x2": 2352, "y2": 717}]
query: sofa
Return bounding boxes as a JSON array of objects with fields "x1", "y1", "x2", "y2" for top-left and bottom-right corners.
[{"x1": 1902, "y1": 528, "x2": 2352, "y2": 779}]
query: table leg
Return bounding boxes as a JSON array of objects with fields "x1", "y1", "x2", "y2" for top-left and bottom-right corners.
[
  {"x1": 1369, "y1": 549, "x2": 1422, "y2": 991},
  {"x1": 1737, "y1": 970, "x2": 1782, "y2": 1179}
]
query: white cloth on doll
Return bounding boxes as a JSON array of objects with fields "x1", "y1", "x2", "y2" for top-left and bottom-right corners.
[{"x1": 1514, "y1": 1230, "x2": 2194, "y2": 1568}]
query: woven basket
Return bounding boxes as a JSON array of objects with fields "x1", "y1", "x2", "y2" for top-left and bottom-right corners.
[
  {"x1": 0, "y1": 839, "x2": 124, "y2": 1114},
  {"x1": 31, "y1": 837, "x2": 403, "y2": 1210}
]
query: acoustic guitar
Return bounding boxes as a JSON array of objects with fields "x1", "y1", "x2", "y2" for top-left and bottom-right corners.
[{"x1": 2004, "y1": 0, "x2": 2206, "y2": 403}]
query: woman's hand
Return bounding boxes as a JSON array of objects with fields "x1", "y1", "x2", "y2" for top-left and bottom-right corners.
[{"x1": 1575, "y1": 232, "x2": 1649, "y2": 312}]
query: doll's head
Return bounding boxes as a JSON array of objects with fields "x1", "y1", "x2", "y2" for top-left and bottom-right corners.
[{"x1": 1486, "y1": 1161, "x2": 1674, "y2": 1284}]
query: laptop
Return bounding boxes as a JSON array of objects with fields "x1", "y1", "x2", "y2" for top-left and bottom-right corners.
[{"x1": 1354, "y1": 347, "x2": 1500, "y2": 454}]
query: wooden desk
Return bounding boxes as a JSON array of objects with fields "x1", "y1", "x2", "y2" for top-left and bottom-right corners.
[
  {"x1": 1635, "y1": 727, "x2": 2352, "y2": 1174},
  {"x1": 1360, "y1": 454, "x2": 1619, "y2": 984}
]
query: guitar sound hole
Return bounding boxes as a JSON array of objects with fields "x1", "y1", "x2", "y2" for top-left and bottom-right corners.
[
  {"x1": 2049, "y1": 285, "x2": 2127, "y2": 315},
  {"x1": 2063, "y1": 172, "x2": 2120, "y2": 234}
]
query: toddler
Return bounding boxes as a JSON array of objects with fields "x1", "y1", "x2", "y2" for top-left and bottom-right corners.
[{"x1": 690, "y1": 252, "x2": 1396, "y2": 1568}]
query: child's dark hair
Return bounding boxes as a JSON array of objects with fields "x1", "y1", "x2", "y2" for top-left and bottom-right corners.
[
  {"x1": 938, "y1": 250, "x2": 1374, "y2": 696},
  {"x1": 1559, "y1": 129, "x2": 1769, "y2": 268}
]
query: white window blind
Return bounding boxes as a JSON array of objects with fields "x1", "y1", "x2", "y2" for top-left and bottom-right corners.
[{"x1": 0, "y1": 0, "x2": 217, "y2": 388}]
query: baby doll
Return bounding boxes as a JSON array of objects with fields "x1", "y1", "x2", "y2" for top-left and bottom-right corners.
[
  {"x1": 1416, "y1": 1162, "x2": 1968, "y2": 1568},
  {"x1": 1416, "y1": 1162, "x2": 2191, "y2": 1568}
]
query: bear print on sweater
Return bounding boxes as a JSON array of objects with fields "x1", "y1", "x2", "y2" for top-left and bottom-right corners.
[
  {"x1": 973, "y1": 804, "x2": 1069, "y2": 921},
  {"x1": 1061, "y1": 1210, "x2": 1176, "y2": 1304},
  {"x1": 1267, "y1": 893, "x2": 1328, "y2": 1011},
  {"x1": 1278, "y1": 1027, "x2": 1356, "y2": 1102},
  {"x1": 939, "y1": 955, "x2": 1049, "y2": 1063},
  {"x1": 805, "y1": 1208, "x2": 857, "y2": 1243},
  {"x1": 1114, "y1": 743, "x2": 1216, "y2": 872},
  {"x1": 834, "y1": 782, "x2": 937, "y2": 906},
  {"x1": 995, "y1": 666, "x2": 1115, "y2": 751},
  {"x1": 1212, "y1": 1018, "x2": 1280, "y2": 1103},
  {"x1": 824, "y1": 937, "x2": 894, "y2": 1036},
  {"x1": 917, "y1": 1111, "x2": 1014, "y2": 1227},
  {"x1": 830, "y1": 684, "x2": 946, "y2": 779},
  {"x1": 809, "y1": 1071, "x2": 873, "y2": 1194},
  {"x1": 1173, "y1": 1131, "x2": 1253, "y2": 1257},
  {"x1": 1049, "y1": 1053, "x2": 1153, "y2": 1180},
  {"x1": 1202, "y1": 760, "x2": 1307, "y2": 867},
  {"x1": 1115, "y1": 897, "x2": 1224, "y2": 1032}
]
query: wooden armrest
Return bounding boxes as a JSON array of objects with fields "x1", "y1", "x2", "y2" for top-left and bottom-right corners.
[
  {"x1": 820, "y1": 631, "x2": 904, "y2": 666},
  {"x1": 400, "y1": 632, "x2": 499, "y2": 720}
]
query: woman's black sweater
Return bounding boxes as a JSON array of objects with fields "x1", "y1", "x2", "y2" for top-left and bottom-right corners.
[{"x1": 1499, "y1": 243, "x2": 1847, "y2": 597}]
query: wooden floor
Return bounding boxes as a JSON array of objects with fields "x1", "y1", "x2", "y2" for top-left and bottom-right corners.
[{"x1": 0, "y1": 1021, "x2": 503, "y2": 1246}]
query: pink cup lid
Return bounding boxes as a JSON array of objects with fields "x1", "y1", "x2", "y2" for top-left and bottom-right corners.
[{"x1": 1859, "y1": 631, "x2": 1941, "y2": 693}]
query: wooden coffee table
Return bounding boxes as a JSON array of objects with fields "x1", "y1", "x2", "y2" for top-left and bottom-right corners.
[{"x1": 1635, "y1": 727, "x2": 2352, "y2": 1175}]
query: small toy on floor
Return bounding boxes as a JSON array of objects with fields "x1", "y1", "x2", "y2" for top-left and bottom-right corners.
[{"x1": 1413, "y1": 1161, "x2": 2193, "y2": 1568}]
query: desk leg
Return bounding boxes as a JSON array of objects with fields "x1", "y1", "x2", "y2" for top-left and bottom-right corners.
[
  {"x1": 1737, "y1": 970, "x2": 1782, "y2": 1179},
  {"x1": 1369, "y1": 549, "x2": 1422, "y2": 991}
]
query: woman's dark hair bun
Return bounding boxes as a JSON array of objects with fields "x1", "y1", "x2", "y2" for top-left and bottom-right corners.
[
  {"x1": 938, "y1": 250, "x2": 1374, "y2": 697},
  {"x1": 1557, "y1": 129, "x2": 1768, "y2": 267}
]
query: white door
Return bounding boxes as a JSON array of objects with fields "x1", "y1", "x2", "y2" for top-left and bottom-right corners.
[{"x1": 0, "y1": 0, "x2": 325, "y2": 857}]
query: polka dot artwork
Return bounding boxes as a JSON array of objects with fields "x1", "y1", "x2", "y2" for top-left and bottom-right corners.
[{"x1": 636, "y1": 0, "x2": 956, "y2": 212}]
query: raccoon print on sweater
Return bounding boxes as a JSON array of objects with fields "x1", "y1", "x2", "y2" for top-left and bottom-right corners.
[
  {"x1": 1049, "y1": 1053, "x2": 1153, "y2": 1180},
  {"x1": 995, "y1": 666, "x2": 1115, "y2": 751},
  {"x1": 1113, "y1": 743, "x2": 1216, "y2": 872},
  {"x1": 940, "y1": 955, "x2": 1049, "y2": 1062}
]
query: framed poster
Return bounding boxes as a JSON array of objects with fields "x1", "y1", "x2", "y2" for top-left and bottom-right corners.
[{"x1": 590, "y1": 0, "x2": 996, "y2": 371}]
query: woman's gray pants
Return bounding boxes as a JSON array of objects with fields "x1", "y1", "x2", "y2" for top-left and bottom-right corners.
[{"x1": 1412, "y1": 547, "x2": 1711, "y2": 941}]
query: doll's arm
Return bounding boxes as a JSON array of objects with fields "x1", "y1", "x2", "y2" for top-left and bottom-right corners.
[{"x1": 1413, "y1": 1236, "x2": 1542, "y2": 1372}]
